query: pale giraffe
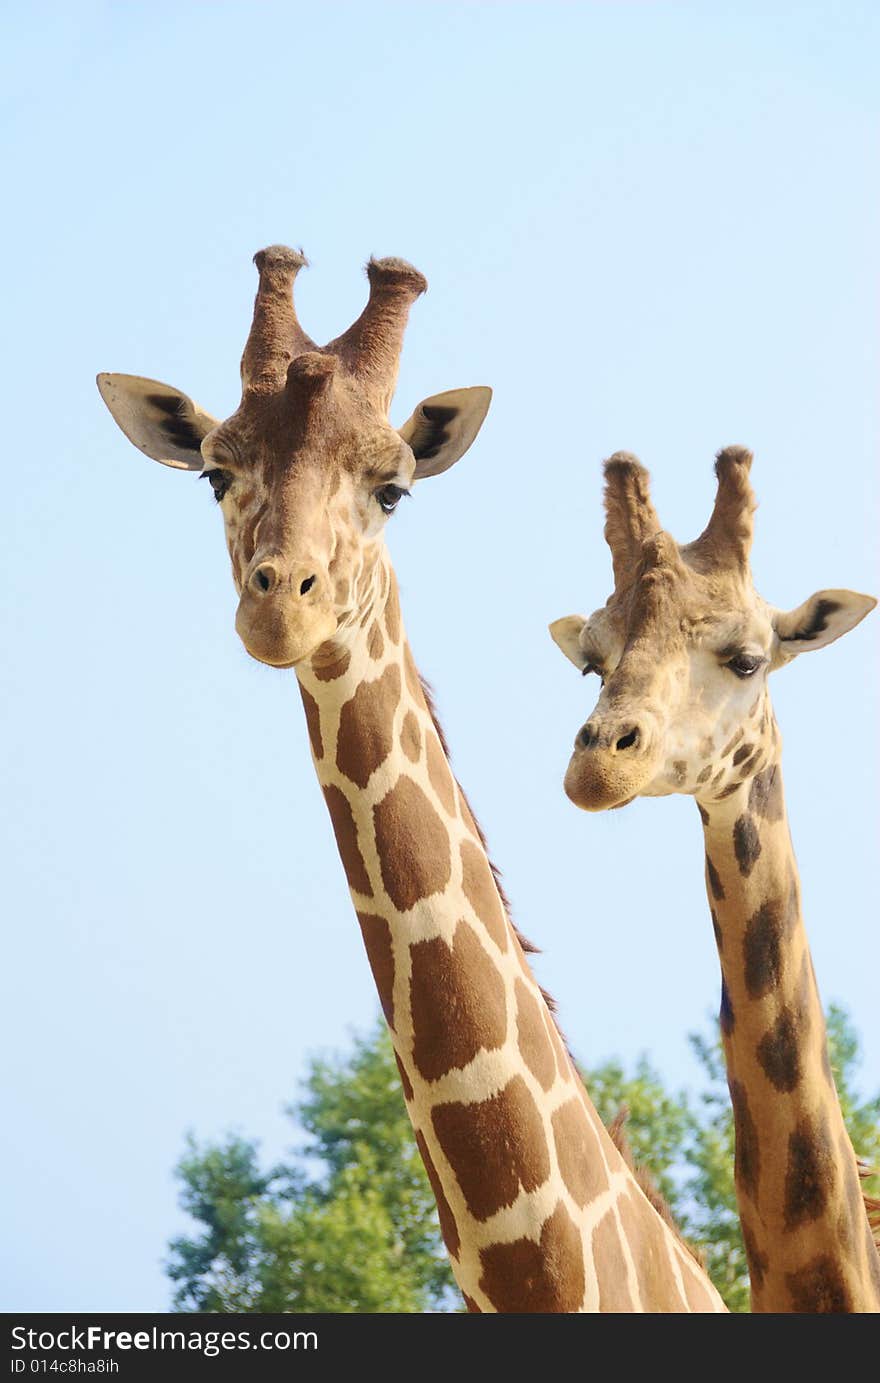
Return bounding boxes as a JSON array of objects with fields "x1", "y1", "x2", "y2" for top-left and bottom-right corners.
[
  {"x1": 550, "y1": 446, "x2": 880, "y2": 1311},
  {"x1": 97, "y1": 246, "x2": 725, "y2": 1312}
]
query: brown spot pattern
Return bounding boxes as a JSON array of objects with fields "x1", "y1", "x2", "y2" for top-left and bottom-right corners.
[
  {"x1": 478, "y1": 1202, "x2": 585, "y2": 1312},
  {"x1": 312, "y1": 646, "x2": 351, "y2": 680},
  {"x1": 299, "y1": 684, "x2": 323, "y2": 760},
  {"x1": 715, "y1": 781, "x2": 741, "y2": 800},
  {"x1": 432, "y1": 1075, "x2": 550, "y2": 1221},
  {"x1": 720, "y1": 979, "x2": 735, "y2": 1035},
  {"x1": 783, "y1": 1117, "x2": 835, "y2": 1230},
  {"x1": 322, "y1": 785, "x2": 372, "y2": 896},
  {"x1": 515, "y1": 980, "x2": 557, "y2": 1091},
  {"x1": 410, "y1": 921, "x2": 507, "y2": 1081},
  {"x1": 696, "y1": 765, "x2": 712, "y2": 785},
  {"x1": 415, "y1": 1130, "x2": 460, "y2": 1260},
  {"x1": 741, "y1": 1220, "x2": 768, "y2": 1290},
  {"x1": 722, "y1": 729, "x2": 744, "y2": 756},
  {"x1": 697, "y1": 802, "x2": 710, "y2": 827},
  {"x1": 733, "y1": 813, "x2": 762, "y2": 875},
  {"x1": 459, "y1": 840, "x2": 509, "y2": 952},
  {"x1": 749, "y1": 763, "x2": 784, "y2": 822},
  {"x1": 400, "y1": 710, "x2": 421, "y2": 762},
  {"x1": 757, "y1": 1006, "x2": 805, "y2": 1092},
  {"x1": 543, "y1": 1008, "x2": 571, "y2": 1081},
  {"x1": 356, "y1": 912, "x2": 395, "y2": 1028},
  {"x1": 456, "y1": 784, "x2": 480, "y2": 839},
  {"x1": 462, "y1": 1293, "x2": 481, "y2": 1313},
  {"x1": 384, "y1": 575, "x2": 401, "y2": 645},
  {"x1": 373, "y1": 775, "x2": 451, "y2": 910},
  {"x1": 551, "y1": 1096, "x2": 608, "y2": 1207},
  {"x1": 785, "y1": 1255, "x2": 852, "y2": 1312},
  {"x1": 425, "y1": 733, "x2": 457, "y2": 816},
  {"x1": 402, "y1": 643, "x2": 422, "y2": 701},
  {"x1": 593, "y1": 1211, "x2": 635, "y2": 1311},
  {"x1": 706, "y1": 854, "x2": 725, "y2": 901},
  {"x1": 730, "y1": 1078, "x2": 760, "y2": 1200},
  {"x1": 336, "y1": 664, "x2": 401, "y2": 789},
  {"x1": 617, "y1": 1187, "x2": 686, "y2": 1312},
  {"x1": 366, "y1": 620, "x2": 384, "y2": 661},
  {"x1": 743, "y1": 897, "x2": 786, "y2": 998},
  {"x1": 732, "y1": 742, "x2": 754, "y2": 766},
  {"x1": 394, "y1": 1052, "x2": 414, "y2": 1102}
]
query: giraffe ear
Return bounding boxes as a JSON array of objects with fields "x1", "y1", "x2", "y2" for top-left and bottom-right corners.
[
  {"x1": 549, "y1": 615, "x2": 590, "y2": 670},
  {"x1": 772, "y1": 589, "x2": 877, "y2": 663},
  {"x1": 398, "y1": 387, "x2": 492, "y2": 479},
  {"x1": 97, "y1": 373, "x2": 218, "y2": 471}
]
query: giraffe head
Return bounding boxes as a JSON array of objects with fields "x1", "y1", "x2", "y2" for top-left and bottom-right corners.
[
  {"x1": 550, "y1": 448, "x2": 875, "y2": 811},
  {"x1": 98, "y1": 246, "x2": 491, "y2": 668}
]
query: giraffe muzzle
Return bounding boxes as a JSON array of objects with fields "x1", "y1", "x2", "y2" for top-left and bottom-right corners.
[
  {"x1": 235, "y1": 562, "x2": 337, "y2": 667},
  {"x1": 563, "y1": 714, "x2": 658, "y2": 811}
]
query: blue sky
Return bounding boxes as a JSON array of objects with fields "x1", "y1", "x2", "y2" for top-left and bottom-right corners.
[{"x1": 2, "y1": 2, "x2": 877, "y2": 1311}]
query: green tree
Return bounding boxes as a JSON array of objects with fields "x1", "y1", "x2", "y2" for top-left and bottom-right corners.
[
  {"x1": 167, "y1": 1006, "x2": 878, "y2": 1313},
  {"x1": 166, "y1": 1021, "x2": 455, "y2": 1312}
]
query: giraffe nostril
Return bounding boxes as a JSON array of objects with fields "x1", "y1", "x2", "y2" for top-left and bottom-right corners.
[
  {"x1": 249, "y1": 562, "x2": 280, "y2": 597},
  {"x1": 577, "y1": 723, "x2": 598, "y2": 751},
  {"x1": 299, "y1": 575, "x2": 317, "y2": 597},
  {"x1": 616, "y1": 726, "x2": 640, "y2": 753}
]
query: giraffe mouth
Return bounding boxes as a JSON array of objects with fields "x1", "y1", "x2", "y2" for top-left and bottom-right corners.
[
  {"x1": 235, "y1": 596, "x2": 337, "y2": 669},
  {"x1": 251, "y1": 654, "x2": 300, "y2": 670},
  {"x1": 563, "y1": 748, "x2": 654, "y2": 813}
]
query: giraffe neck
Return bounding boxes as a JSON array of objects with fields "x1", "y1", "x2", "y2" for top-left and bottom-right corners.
[
  {"x1": 699, "y1": 759, "x2": 880, "y2": 1312},
  {"x1": 296, "y1": 551, "x2": 723, "y2": 1312}
]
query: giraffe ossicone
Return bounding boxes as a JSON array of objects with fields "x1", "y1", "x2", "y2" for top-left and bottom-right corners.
[
  {"x1": 98, "y1": 248, "x2": 725, "y2": 1312},
  {"x1": 550, "y1": 446, "x2": 880, "y2": 1312}
]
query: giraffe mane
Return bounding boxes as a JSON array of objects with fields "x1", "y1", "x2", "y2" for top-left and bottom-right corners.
[
  {"x1": 607, "y1": 1109, "x2": 706, "y2": 1267},
  {"x1": 857, "y1": 1159, "x2": 880, "y2": 1251}
]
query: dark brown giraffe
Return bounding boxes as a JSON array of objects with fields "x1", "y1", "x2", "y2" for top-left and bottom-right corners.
[
  {"x1": 97, "y1": 248, "x2": 724, "y2": 1311},
  {"x1": 550, "y1": 446, "x2": 880, "y2": 1312}
]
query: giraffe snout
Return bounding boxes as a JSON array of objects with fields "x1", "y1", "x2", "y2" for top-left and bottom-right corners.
[
  {"x1": 247, "y1": 559, "x2": 321, "y2": 601},
  {"x1": 236, "y1": 557, "x2": 335, "y2": 668},
  {"x1": 576, "y1": 717, "x2": 645, "y2": 755},
  {"x1": 566, "y1": 711, "x2": 659, "y2": 811}
]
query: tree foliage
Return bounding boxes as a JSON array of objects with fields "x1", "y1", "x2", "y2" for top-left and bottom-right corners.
[
  {"x1": 167, "y1": 1022, "x2": 455, "y2": 1312},
  {"x1": 167, "y1": 1005, "x2": 879, "y2": 1313}
]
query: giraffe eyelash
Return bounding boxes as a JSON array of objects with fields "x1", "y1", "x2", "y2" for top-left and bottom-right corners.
[
  {"x1": 374, "y1": 483, "x2": 411, "y2": 515},
  {"x1": 725, "y1": 652, "x2": 767, "y2": 679},
  {"x1": 200, "y1": 469, "x2": 233, "y2": 503}
]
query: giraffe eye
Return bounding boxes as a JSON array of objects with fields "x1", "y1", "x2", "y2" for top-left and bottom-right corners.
[
  {"x1": 201, "y1": 469, "x2": 232, "y2": 503},
  {"x1": 374, "y1": 483, "x2": 409, "y2": 515},
  {"x1": 726, "y1": 653, "x2": 764, "y2": 678}
]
